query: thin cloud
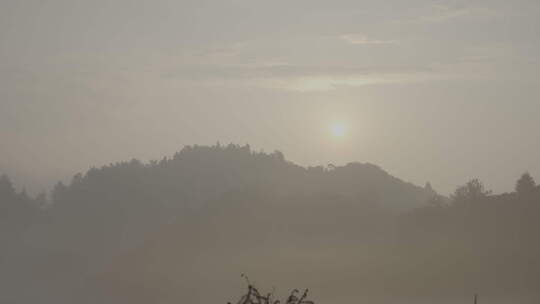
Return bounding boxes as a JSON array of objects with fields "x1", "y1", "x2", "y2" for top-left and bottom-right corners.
[
  {"x1": 402, "y1": 4, "x2": 499, "y2": 24},
  {"x1": 418, "y1": 4, "x2": 472, "y2": 23},
  {"x1": 161, "y1": 63, "x2": 432, "y2": 80},
  {"x1": 161, "y1": 63, "x2": 436, "y2": 91},
  {"x1": 340, "y1": 34, "x2": 398, "y2": 45}
]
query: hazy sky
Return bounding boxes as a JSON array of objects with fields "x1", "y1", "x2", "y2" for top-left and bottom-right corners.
[{"x1": 1, "y1": 0, "x2": 539, "y2": 195}]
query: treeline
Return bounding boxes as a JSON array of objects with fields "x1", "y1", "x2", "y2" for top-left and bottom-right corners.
[
  {"x1": 0, "y1": 175, "x2": 44, "y2": 244},
  {"x1": 395, "y1": 174, "x2": 540, "y2": 296},
  {"x1": 0, "y1": 144, "x2": 539, "y2": 303},
  {"x1": 401, "y1": 174, "x2": 539, "y2": 245}
]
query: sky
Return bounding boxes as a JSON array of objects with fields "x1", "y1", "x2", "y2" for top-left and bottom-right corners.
[{"x1": 1, "y1": 0, "x2": 539, "y2": 195}]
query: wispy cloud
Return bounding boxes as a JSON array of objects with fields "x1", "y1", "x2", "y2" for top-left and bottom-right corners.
[
  {"x1": 418, "y1": 4, "x2": 472, "y2": 23},
  {"x1": 161, "y1": 63, "x2": 435, "y2": 91},
  {"x1": 162, "y1": 63, "x2": 432, "y2": 80},
  {"x1": 403, "y1": 3, "x2": 499, "y2": 24},
  {"x1": 339, "y1": 34, "x2": 397, "y2": 45}
]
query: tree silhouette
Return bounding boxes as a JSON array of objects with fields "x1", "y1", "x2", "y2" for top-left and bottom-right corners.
[
  {"x1": 232, "y1": 277, "x2": 314, "y2": 304},
  {"x1": 0, "y1": 174, "x2": 17, "y2": 202},
  {"x1": 516, "y1": 172, "x2": 536, "y2": 195},
  {"x1": 450, "y1": 179, "x2": 491, "y2": 204}
]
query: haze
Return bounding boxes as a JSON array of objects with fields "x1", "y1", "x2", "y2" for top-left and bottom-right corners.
[
  {"x1": 2, "y1": 0, "x2": 540, "y2": 195},
  {"x1": 2, "y1": 2, "x2": 540, "y2": 303}
]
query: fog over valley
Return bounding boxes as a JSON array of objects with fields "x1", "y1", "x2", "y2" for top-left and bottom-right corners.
[
  {"x1": 1, "y1": 145, "x2": 540, "y2": 303},
  {"x1": 2, "y1": 0, "x2": 540, "y2": 303}
]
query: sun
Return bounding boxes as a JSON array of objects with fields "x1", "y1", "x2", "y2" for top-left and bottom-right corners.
[{"x1": 330, "y1": 122, "x2": 347, "y2": 138}]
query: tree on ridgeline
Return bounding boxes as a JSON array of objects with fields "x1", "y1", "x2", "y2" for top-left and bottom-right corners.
[
  {"x1": 0, "y1": 174, "x2": 39, "y2": 216},
  {"x1": 0, "y1": 174, "x2": 41, "y2": 244},
  {"x1": 450, "y1": 178, "x2": 491, "y2": 205},
  {"x1": 516, "y1": 172, "x2": 536, "y2": 195},
  {"x1": 0, "y1": 174, "x2": 17, "y2": 202}
]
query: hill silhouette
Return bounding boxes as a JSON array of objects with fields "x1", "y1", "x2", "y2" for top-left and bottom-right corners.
[
  {"x1": 1, "y1": 144, "x2": 539, "y2": 304},
  {"x1": 50, "y1": 144, "x2": 432, "y2": 210}
]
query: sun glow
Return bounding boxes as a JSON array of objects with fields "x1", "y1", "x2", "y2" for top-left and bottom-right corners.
[{"x1": 330, "y1": 122, "x2": 347, "y2": 138}]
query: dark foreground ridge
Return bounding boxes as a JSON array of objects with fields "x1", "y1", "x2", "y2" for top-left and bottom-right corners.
[{"x1": 1, "y1": 144, "x2": 539, "y2": 303}]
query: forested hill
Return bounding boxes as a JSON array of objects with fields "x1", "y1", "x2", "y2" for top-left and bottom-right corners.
[
  {"x1": 50, "y1": 143, "x2": 433, "y2": 212},
  {"x1": 0, "y1": 144, "x2": 434, "y2": 303},
  {"x1": 2, "y1": 144, "x2": 539, "y2": 303}
]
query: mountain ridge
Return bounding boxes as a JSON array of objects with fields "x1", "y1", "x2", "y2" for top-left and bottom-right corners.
[{"x1": 50, "y1": 143, "x2": 436, "y2": 212}]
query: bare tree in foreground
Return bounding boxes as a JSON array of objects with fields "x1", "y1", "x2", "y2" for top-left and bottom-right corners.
[{"x1": 228, "y1": 275, "x2": 315, "y2": 304}]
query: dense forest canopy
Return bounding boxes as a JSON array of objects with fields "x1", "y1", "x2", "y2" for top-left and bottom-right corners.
[{"x1": 1, "y1": 144, "x2": 539, "y2": 304}]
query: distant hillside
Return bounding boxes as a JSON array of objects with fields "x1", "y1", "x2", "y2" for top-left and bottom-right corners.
[
  {"x1": 10, "y1": 145, "x2": 540, "y2": 303},
  {"x1": 40, "y1": 144, "x2": 436, "y2": 260},
  {"x1": 41, "y1": 144, "x2": 435, "y2": 265},
  {"x1": 51, "y1": 144, "x2": 434, "y2": 211},
  {"x1": 0, "y1": 144, "x2": 437, "y2": 303}
]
